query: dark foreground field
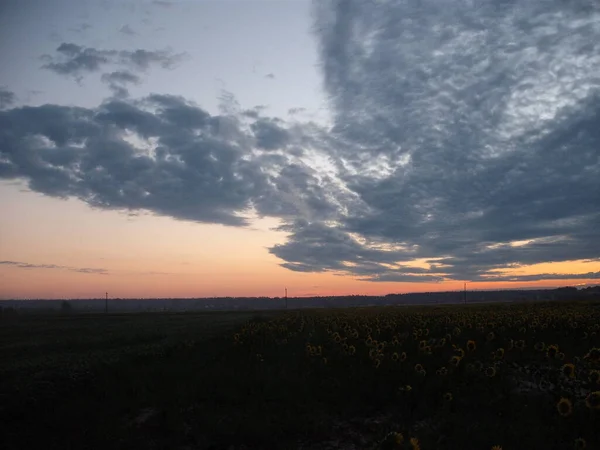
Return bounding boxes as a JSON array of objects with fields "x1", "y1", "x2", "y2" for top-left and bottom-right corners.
[{"x1": 1, "y1": 302, "x2": 600, "y2": 450}]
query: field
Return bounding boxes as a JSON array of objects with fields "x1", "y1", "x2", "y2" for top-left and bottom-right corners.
[{"x1": 1, "y1": 301, "x2": 600, "y2": 450}]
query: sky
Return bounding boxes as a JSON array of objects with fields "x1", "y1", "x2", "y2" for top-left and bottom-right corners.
[{"x1": 1, "y1": 0, "x2": 599, "y2": 300}]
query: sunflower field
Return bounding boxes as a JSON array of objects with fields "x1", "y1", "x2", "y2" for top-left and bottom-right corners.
[
  {"x1": 2, "y1": 301, "x2": 600, "y2": 450},
  {"x1": 228, "y1": 301, "x2": 600, "y2": 449}
]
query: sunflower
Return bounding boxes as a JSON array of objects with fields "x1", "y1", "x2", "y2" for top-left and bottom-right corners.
[
  {"x1": 414, "y1": 363, "x2": 424, "y2": 372},
  {"x1": 547, "y1": 345, "x2": 559, "y2": 359},
  {"x1": 443, "y1": 392, "x2": 453, "y2": 402},
  {"x1": 410, "y1": 437, "x2": 420, "y2": 450},
  {"x1": 487, "y1": 331, "x2": 495, "y2": 341},
  {"x1": 467, "y1": 340, "x2": 476, "y2": 351},
  {"x1": 417, "y1": 368, "x2": 426, "y2": 376},
  {"x1": 392, "y1": 352, "x2": 400, "y2": 362},
  {"x1": 393, "y1": 432, "x2": 404, "y2": 445},
  {"x1": 585, "y1": 391, "x2": 600, "y2": 410},
  {"x1": 450, "y1": 355, "x2": 461, "y2": 367},
  {"x1": 557, "y1": 397, "x2": 573, "y2": 417},
  {"x1": 491, "y1": 446, "x2": 503, "y2": 450},
  {"x1": 534, "y1": 341, "x2": 545, "y2": 351},
  {"x1": 400, "y1": 351, "x2": 407, "y2": 362},
  {"x1": 419, "y1": 340, "x2": 427, "y2": 350},
  {"x1": 584, "y1": 347, "x2": 600, "y2": 363},
  {"x1": 348, "y1": 345, "x2": 356, "y2": 355},
  {"x1": 574, "y1": 437, "x2": 587, "y2": 449},
  {"x1": 495, "y1": 348, "x2": 505, "y2": 359},
  {"x1": 485, "y1": 366, "x2": 496, "y2": 377},
  {"x1": 556, "y1": 352, "x2": 565, "y2": 361},
  {"x1": 589, "y1": 370, "x2": 600, "y2": 384},
  {"x1": 455, "y1": 347, "x2": 466, "y2": 358},
  {"x1": 515, "y1": 339, "x2": 525, "y2": 350},
  {"x1": 561, "y1": 363, "x2": 576, "y2": 379}
]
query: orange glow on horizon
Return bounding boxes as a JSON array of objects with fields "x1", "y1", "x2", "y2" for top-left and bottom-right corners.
[{"x1": 1, "y1": 184, "x2": 598, "y2": 300}]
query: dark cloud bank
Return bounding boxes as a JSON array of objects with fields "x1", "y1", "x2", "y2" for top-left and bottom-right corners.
[{"x1": 2, "y1": 0, "x2": 600, "y2": 283}]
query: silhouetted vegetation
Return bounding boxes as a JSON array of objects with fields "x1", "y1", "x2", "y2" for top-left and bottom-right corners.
[{"x1": 1, "y1": 300, "x2": 600, "y2": 449}]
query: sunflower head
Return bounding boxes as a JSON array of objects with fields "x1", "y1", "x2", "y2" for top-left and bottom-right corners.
[
  {"x1": 534, "y1": 341, "x2": 546, "y2": 352},
  {"x1": 450, "y1": 355, "x2": 461, "y2": 366},
  {"x1": 584, "y1": 347, "x2": 600, "y2": 362},
  {"x1": 467, "y1": 340, "x2": 476, "y2": 351},
  {"x1": 487, "y1": 332, "x2": 495, "y2": 341},
  {"x1": 400, "y1": 351, "x2": 407, "y2": 362},
  {"x1": 557, "y1": 397, "x2": 573, "y2": 417},
  {"x1": 485, "y1": 366, "x2": 497, "y2": 377},
  {"x1": 589, "y1": 370, "x2": 600, "y2": 384},
  {"x1": 515, "y1": 340, "x2": 525, "y2": 350},
  {"x1": 495, "y1": 348, "x2": 505, "y2": 359},
  {"x1": 393, "y1": 432, "x2": 404, "y2": 445},
  {"x1": 491, "y1": 446, "x2": 503, "y2": 450},
  {"x1": 547, "y1": 344, "x2": 559, "y2": 359},
  {"x1": 561, "y1": 363, "x2": 576, "y2": 379},
  {"x1": 585, "y1": 391, "x2": 600, "y2": 410},
  {"x1": 443, "y1": 392, "x2": 453, "y2": 402},
  {"x1": 574, "y1": 437, "x2": 587, "y2": 449},
  {"x1": 414, "y1": 363, "x2": 424, "y2": 372},
  {"x1": 410, "y1": 437, "x2": 420, "y2": 450}
]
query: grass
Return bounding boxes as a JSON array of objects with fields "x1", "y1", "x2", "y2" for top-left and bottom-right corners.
[{"x1": 1, "y1": 302, "x2": 600, "y2": 449}]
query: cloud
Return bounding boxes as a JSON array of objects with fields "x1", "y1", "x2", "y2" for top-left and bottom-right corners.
[
  {"x1": 0, "y1": 260, "x2": 108, "y2": 275},
  {"x1": 119, "y1": 25, "x2": 137, "y2": 36},
  {"x1": 101, "y1": 70, "x2": 142, "y2": 98},
  {"x1": 0, "y1": 87, "x2": 16, "y2": 110},
  {"x1": 265, "y1": 73, "x2": 275, "y2": 79},
  {"x1": 250, "y1": 118, "x2": 290, "y2": 150},
  {"x1": 41, "y1": 43, "x2": 116, "y2": 81},
  {"x1": 0, "y1": 94, "x2": 336, "y2": 227},
  {"x1": 41, "y1": 42, "x2": 188, "y2": 82},
  {"x1": 152, "y1": 0, "x2": 173, "y2": 7},
  {"x1": 69, "y1": 23, "x2": 92, "y2": 34},
  {"x1": 274, "y1": 0, "x2": 600, "y2": 282},
  {"x1": 5, "y1": 0, "x2": 600, "y2": 285}
]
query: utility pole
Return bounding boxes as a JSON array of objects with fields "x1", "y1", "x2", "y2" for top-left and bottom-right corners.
[
  {"x1": 463, "y1": 282, "x2": 467, "y2": 305},
  {"x1": 285, "y1": 288, "x2": 288, "y2": 310},
  {"x1": 105, "y1": 292, "x2": 108, "y2": 314}
]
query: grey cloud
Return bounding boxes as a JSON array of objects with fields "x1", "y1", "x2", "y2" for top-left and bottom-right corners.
[
  {"x1": 101, "y1": 70, "x2": 142, "y2": 98},
  {"x1": 265, "y1": 73, "x2": 275, "y2": 79},
  {"x1": 271, "y1": 0, "x2": 600, "y2": 282},
  {"x1": 119, "y1": 25, "x2": 137, "y2": 36},
  {"x1": 152, "y1": 1, "x2": 173, "y2": 7},
  {"x1": 42, "y1": 43, "x2": 116, "y2": 80},
  {"x1": 41, "y1": 43, "x2": 188, "y2": 82},
  {"x1": 0, "y1": 95, "x2": 331, "y2": 227},
  {"x1": 250, "y1": 118, "x2": 290, "y2": 150},
  {"x1": 0, "y1": 260, "x2": 108, "y2": 275},
  {"x1": 0, "y1": 87, "x2": 16, "y2": 110},
  {"x1": 69, "y1": 23, "x2": 92, "y2": 34},
  {"x1": 122, "y1": 48, "x2": 187, "y2": 71}
]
